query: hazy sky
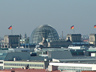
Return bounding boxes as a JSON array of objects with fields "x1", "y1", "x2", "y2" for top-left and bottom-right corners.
[{"x1": 0, "y1": 0, "x2": 96, "y2": 37}]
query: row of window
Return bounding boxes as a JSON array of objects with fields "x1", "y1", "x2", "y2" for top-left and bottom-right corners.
[
  {"x1": 4, "y1": 63, "x2": 44, "y2": 67},
  {"x1": 58, "y1": 66, "x2": 92, "y2": 71}
]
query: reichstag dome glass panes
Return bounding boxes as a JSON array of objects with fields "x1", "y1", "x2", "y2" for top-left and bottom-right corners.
[{"x1": 30, "y1": 25, "x2": 59, "y2": 44}]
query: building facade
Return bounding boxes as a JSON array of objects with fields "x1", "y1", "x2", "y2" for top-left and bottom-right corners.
[
  {"x1": 89, "y1": 34, "x2": 96, "y2": 46},
  {"x1": 4, "y1": 61, "x2": 44, "y2": 69},
  {"x1": 3, "y1": 35, "x2": 20, "y2": 48},
  {"x1": 0, "y1": 60, "x2": 49, "y2": 70},
  {"x1": 49, "y1": 62, "x2": 96, "y2": 71},
  {"x1": 66, "y1": 34, "x2": 82, "y2": 42}
]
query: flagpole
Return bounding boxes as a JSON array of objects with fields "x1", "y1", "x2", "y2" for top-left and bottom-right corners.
[
  {"x1": 11, "y1": 29, "x2": 13, "y2": 35},
  {"x1": 73, "y1": 28, "x2": 75, "y2": 34},
  {"x1": 94, "y1": 25, "x2": 96, "y2": 34}
]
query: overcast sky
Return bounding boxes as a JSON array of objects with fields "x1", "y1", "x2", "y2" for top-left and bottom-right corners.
[{"x1": 0, "y1": 0, "x2": 96, "y2": 37}]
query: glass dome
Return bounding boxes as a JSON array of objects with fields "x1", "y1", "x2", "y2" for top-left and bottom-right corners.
[{"x1": 30, "y1": 25, "x2": 59, "y2": 44}]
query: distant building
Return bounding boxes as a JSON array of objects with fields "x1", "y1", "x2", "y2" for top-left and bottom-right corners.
[
  {"x1": 3, "y1": 35, "x2": 20, "y2": 48},
  {"x1": 20, "y1": 35, "x2": 29, "y2": 44},
  {"x1": 89, "y1": 34, "x2": 96, "y2": 46},
  {"x1": 66, "y1": 34, "x2": 82, "y2": 42},
  {"x1": 30, "y1": 25, "x2": 74, "y2": 47}
]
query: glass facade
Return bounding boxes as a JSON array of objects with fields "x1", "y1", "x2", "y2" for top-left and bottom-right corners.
[{"x1": 30, "y1": 25, "x2": 59, "y2": 44}]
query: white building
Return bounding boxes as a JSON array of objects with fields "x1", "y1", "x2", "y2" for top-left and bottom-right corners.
[{"x1": 49, "y1": 62, "x2": 96, "y2": 71}]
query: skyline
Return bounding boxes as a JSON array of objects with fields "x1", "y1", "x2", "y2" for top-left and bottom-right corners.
[{"x1": 0, "y1": 0, "x2": 96, "y2": 37}]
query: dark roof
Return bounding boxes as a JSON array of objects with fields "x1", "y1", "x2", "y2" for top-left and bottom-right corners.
[
  {"x1": 30, "y1": 56, "x2": 51, "y2": 61},
  {"x1": 4, "y1": 52, "x2": 30, "y2": 61},
  {"x1": 48, "y1": 51, "x2": 72, "y2": 59},
  {"x1": 54, "y1": 56, "x2": 96, "y2": 64},
  {"x1": 0, "y1": 51, "x2": 51, "y2": 62}
]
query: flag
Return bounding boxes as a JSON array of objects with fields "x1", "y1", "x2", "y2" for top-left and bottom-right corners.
[
  {"x1": 8, "y1": 26, "x2": 12, "y2": 30},
  {"x1": 94, "y1": 25, "x2": 96, "y2": 28},
  {"x1": 71, "y1": 25, "x2": 74, "y2": 29}
]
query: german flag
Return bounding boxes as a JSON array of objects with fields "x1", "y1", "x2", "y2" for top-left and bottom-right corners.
[
  {"x1": 71, "y1": 25, "x2": 74, "y2": 29},
  {"x1": 8, "y1": 26, "x2": 12, "y2": 30},
  {"x1": 94, "y1": 25, "x2": 96, "y2": 28}
]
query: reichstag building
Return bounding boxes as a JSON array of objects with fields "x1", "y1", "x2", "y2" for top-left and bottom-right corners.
[{"x1": 30, "y1": 25, "x2": 59, "y2": 45}]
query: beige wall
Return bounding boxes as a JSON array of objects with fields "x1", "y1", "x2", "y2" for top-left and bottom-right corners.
[{"x1": 89, "y1": 34, "x2": 96, "y2": 46}]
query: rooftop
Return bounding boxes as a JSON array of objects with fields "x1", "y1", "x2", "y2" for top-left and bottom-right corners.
[{"x1": 0, "y1": 68, "x2": 60, "y2": 72}]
